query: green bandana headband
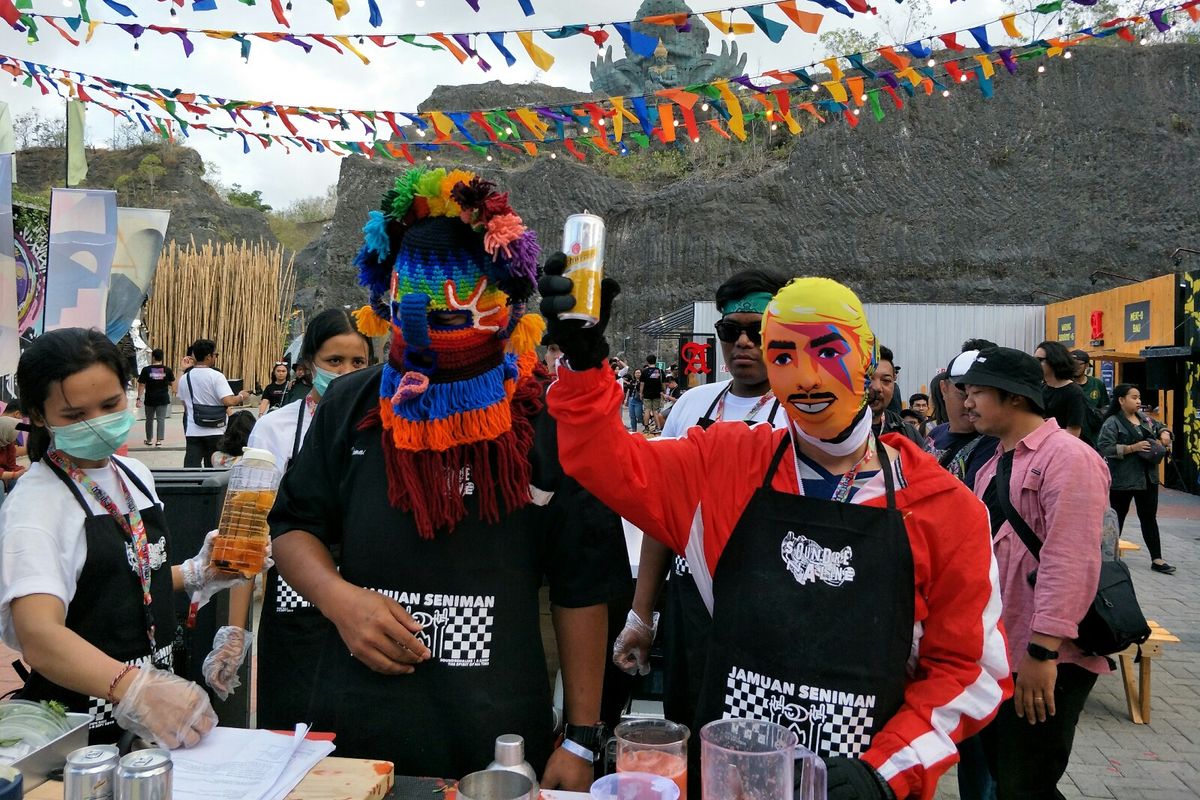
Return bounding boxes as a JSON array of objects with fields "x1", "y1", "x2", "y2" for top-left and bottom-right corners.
[{"x1": 720, "y1": 292, "x2": 774, "y2": 316}]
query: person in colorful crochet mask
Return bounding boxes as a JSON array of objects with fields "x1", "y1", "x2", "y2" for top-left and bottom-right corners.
[{"x1": 265, "y1": 168, "x2": 627, "y2": 788}]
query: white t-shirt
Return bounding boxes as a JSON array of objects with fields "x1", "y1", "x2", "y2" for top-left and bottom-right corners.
[
  {"x1": 246, "y1": 398, "x2": 314, "y2": 480},
  {"x1": 179, "y1": 366, "x2": 234, "y2": 438},
  {"x1": 660, "y1": 380, "x2": 785, "y2": 438},
  {"x1": 0, "y1": 456, "x2": 161, "y2": 651}
]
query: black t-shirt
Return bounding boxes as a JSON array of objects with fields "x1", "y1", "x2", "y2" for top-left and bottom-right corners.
[
  {"x1": 927, "y1": 423, "x2": 1000, "y2": 490},
  {"x1": 1042, "y1": 382, "x2": 1087, "y2": 431},
  {"x1": 137, "y1": 364, "x2": 175, "y2": 406},
  {"x1": 269, "y1": 365, "x2": 630, "y2": 608},
  {"x1": 640, "y1": 366, "x2": 664, "y2": 400},
  {"x1": 261, "y1": 382, "x2": 288, "y2": 410}
]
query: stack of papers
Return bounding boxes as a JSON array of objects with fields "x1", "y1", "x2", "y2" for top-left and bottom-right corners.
[{"x1": 171, "y1": 725, "x2": 335, "y2": 800}]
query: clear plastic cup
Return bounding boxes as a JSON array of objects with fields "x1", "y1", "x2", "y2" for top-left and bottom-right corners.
[
  {"x1": 615, "y1": 719, "x2": 690, "y2": 796},
  {"x1": 590, "y1": 771, "x2": 681, "y2": 800},
  {"x1": 700, "y1": 718, "x2": 825, "y2": 800}
]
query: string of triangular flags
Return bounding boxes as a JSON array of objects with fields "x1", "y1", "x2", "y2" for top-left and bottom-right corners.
[
  {"x1": 5, "y1": 0, "x2": 903, "y2": 68},
  {"x1": 3, "y1": 4, "x2": 1193, "y2": 165},
  {"x1": 3, "y1": 0, "x2": 539, "y2": 27}
]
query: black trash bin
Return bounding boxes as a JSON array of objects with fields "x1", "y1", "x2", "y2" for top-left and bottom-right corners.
[{"x1": 152, "y1": 467, "x2": 253, "y2": 728}]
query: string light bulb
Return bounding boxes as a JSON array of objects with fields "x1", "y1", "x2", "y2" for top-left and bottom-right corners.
[
  {"x1": 810, "y1": 84, "x2": 820, "y2": 92},
  {"x1": 1063, "y1": 50, "x2": 1072, "y2": 59},
  {"x1": 770, "y1": 123, "x2": 778, "y2": 130},
  {"x1": 505, "y1": 127, "x2": 514, "y2": 135},
  {"x1": 550, "y1": 152, "x2": 557, "y2": 159},
  {"x1": 941, "y1": 89, "x2": 950, "y2": 97},
  {"x1": 598, "y1": 119, "x2": 606, "y2": 126},
  {"x1": 859, "y1": 94, "x2": 867, "y2": 102},
  {"x1": 959, "y1": 74, "x2": 967, "y2": 82},
  {"x1": 416, "y1": 128, "x2": 426, "y2": 137},
  {"x1": 701, "y1": 102, "x2": 710, "y2": 111},
  {"x1": 852, "y1": 109, "x2": 860, "y2": 116},
  {"x1": 1037, "y1": 64, "x2": 1045, "y2": 73},
  {"x1": 581, "y1": 126, "x2": 589, "y2": 133},
  {"x1": 486, "y1": 154, "x2": 493, "y2": 161},
  {"x1": 927, "y1": 58, "x2": 936, "y2": 67},
  {"x1": 425, "y1": 155, "x2": 432, "y2": 161},
  {"x1": 692, "y1": 136, "x2": 700, "y2": 143},
  {"x1": 1139, "y1": 36, "x2": 1148, "y2": 45}
]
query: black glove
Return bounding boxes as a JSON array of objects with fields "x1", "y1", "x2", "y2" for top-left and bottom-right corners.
[
  {"x1": 537, "y1": 251, "x2": 621, "y2": 371},
  {"x1": 823, "y1": 757, "x2": 895, "y2": 800}
]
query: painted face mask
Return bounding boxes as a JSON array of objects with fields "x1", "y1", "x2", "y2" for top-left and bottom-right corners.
[
  {"x1": 350, "y1": 167, "x2": 546, "y2": 538},
  {"x1": 50, "y1": 409, "x2": 135, "y2": 461},
  {"x1": 761, "y1": 278, "x2": 878, "y2": 456}
]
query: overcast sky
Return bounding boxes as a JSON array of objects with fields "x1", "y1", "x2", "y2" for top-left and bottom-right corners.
[{"x1": 2, "y1": 0, "x2": 1009, "y2": 207}]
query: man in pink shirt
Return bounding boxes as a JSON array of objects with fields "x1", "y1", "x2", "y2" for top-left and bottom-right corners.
[{"x1": 960, "y1": 347, "x2": 1111, "y2": 799}]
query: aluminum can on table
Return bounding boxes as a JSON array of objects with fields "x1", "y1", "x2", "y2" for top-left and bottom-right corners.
[
  {"x1": 559, "y1": 213, "x2": 606, "y2": 328},
  {"x1": 115, "y1": 748, "x2": 172, "y2": 800},
  {"x1": 64, "y1": 744, "x2": 120, "y2": 800}
]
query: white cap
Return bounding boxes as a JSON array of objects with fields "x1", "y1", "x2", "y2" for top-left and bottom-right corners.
[{"x1": 948, "y1": 350, "x2": 980, "y2": 381}]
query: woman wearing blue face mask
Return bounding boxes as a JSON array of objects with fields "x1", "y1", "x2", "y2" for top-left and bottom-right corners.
[
  {"x1": 0, "y1": 328, "x2": 253, "y2": 748},
  {"x1": 202, "y1": 308, "x2": 372, "y2": 708}
]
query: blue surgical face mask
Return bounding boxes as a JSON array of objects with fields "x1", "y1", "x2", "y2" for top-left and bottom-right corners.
[
  {"x1": 312, "y1": 366, "x2": 339, "y2": 398},
  {"x1": 49, "y1": 409, "x2": 135, "y2": 461}
]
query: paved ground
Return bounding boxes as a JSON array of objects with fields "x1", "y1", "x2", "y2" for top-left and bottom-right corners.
[{"x1": 2, "y1": 404, "x2": 1196, "y2": 796}]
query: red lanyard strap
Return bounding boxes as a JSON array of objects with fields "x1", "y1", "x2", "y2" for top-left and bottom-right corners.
[{"x1": 46, "y1": 449, "x2": 157, "y2": 651}]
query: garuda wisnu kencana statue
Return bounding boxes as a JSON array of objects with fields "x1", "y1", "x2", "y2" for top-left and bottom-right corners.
[{"x1": 589, "y1": 0, "x2": 749, "y2": 95}]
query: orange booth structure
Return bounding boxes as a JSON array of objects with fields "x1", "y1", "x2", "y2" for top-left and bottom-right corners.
[{"x1": 1045, "y1": 272, "x2": 1200, "y2": 493}]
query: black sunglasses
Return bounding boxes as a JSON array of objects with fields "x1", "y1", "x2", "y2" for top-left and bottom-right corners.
[{"x1": 715, "y1": 320, "x2": 761, "y2": 346}]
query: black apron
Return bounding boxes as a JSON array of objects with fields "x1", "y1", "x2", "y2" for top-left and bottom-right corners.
[
  {"x1": 662, "y1": 386, "x2": 781, "y2": 725},
  {"x1": 280, "y1": 420, "x2": 554, "y2": 780},
  {"x1": 255, "y1": 399, "x2": 339, "y2": 731},
  {"x1": 695, "y1": 435, "x2": 914, "y2": 765},
  {"x1": 20, "y1": 459, "x2": 176, "y2": 745}
]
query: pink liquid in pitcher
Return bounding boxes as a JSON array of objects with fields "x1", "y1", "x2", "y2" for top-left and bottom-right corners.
[{"x1": 617, "y1": 750, "x2": 687, "y2": 796}]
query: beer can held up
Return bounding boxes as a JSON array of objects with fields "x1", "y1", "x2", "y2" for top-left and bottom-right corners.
[{"x1": 559, "y1": 213, "x2": 605, "y2": 328}]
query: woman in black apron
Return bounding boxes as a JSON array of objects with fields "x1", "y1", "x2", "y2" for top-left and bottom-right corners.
[
  {"x1": 202, "y1": 309, "x2": 372, "y2": 717},
  {"x1": 1, "y1": 329, "x2": 247, "y2": 748}
]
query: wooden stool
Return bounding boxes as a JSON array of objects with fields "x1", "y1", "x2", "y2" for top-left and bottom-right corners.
[{"x1": 1117, "y1": 620, "x2": 1179, "y2": 724}]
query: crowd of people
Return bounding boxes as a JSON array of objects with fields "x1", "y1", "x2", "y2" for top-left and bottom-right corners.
[{"x1": 0, "y1": 167, "x2": 1182, "y2": 800}]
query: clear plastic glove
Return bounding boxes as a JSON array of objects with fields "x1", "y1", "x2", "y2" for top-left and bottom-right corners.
[
  {"x1": 180, "y1": 530, "x2": 271, "y2": 610},
  {"x1": 113, "y1": 666, "x2": 217, "y2": 749},
  {"x1": 202, "y1": 626, "x2": 249, "y2": 701},
  {"x1": 612, "y1": 609, "x2": 658, "y2": 676}
]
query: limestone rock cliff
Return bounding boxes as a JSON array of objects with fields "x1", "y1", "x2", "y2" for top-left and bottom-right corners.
[{"x1": 295, "y1": 45, "x2": 1199, "y2": 352}]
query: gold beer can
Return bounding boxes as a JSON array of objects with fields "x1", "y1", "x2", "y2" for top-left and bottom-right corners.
[{"x1": 559, "y1": 212, "x2": 605, "y2": 328}]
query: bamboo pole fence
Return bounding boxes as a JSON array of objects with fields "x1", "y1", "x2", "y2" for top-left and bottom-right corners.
[{"x1": 143, "y1": 239, "x2": 296, "y2": 393}]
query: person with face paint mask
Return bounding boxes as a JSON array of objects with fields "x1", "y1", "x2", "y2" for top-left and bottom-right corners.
[
  {"x1": 542, "y1": 274, "x2": 1011, "y2": 800},
  {"x1": 265, "y1": 169, "x2": 627, "y2": 788},
  {"x1": 614, "y1": 270, "x2": 788, "y2": 737},
  {"x1": 0, "y1": 328, "x2": 254, "y2": 748},
  {"x1": 202, "y1": 308, "x2": 374, "y2": 705}
]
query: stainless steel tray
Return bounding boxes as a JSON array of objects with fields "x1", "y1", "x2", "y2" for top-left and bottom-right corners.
[{"x1": 11, "y1": 712, "x2": 91, "y2": 789}]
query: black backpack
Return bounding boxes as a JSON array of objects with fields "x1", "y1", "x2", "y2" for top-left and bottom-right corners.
[{"x1": 995, "y1": 455, "x2": 1150, "y2": 656}]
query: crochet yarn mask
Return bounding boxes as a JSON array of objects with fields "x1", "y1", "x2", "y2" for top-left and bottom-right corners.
[{"x1": 353, "y1": 167, "x2": 545, "y2": 538}]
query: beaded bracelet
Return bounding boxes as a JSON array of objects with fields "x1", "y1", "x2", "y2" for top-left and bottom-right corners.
[{"x1": 107, "y1": 664, "x2": 137, "y2": 704}]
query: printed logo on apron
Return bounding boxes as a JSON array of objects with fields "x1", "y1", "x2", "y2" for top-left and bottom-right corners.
[
  {"x1": 275, "y1": 575, "x2": 315, "y2": 612},
  {"x1": 780, "y1": 532, "x2": 855, "y2": 587},
  {"x1": 672, "y1": 554, "x2": 691, "y2": 577},
  {"x1": 723, "y1": 665, "x2": 876, "y2": 758},
  {"x1": 125, "y1": 539, "x2": 168, "y2": 572},
  {"x1": 370, "y1": 589, "x2": 496, "y2": 668}
]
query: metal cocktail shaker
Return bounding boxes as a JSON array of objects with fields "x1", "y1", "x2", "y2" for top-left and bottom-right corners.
[
  {"x1": 486, "y1": 734, "x2": 539, "y2": 799},
  {"x1": 114, "y1": 748, "x2": 172, "y2": 800}
]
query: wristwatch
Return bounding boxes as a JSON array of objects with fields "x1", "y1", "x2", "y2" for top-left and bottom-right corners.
[
  {"x1": 564, "y1": 723, "x2": 605, "y2": 753},
  {"x1": 1027, "y1": 642, "x2": 1059, "y2": 661}
]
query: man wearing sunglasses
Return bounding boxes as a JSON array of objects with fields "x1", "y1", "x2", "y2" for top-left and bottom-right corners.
[
  {"x1": 542, "y1": 271, "x2": 1009, "y2": 800},
  {"x1": 612, "y1": 270, "x2": 788, "y2": 738}
]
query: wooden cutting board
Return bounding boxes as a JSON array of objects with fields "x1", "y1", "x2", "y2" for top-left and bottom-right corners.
[{"x1": 25, "y1": 755, "x2": 394, "y2": 799}]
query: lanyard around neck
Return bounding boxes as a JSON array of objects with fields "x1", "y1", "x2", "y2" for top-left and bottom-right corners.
[
  {"x1": 46, "y1": 449, "x2": 157, "y2": 651},
  {"x1": 711, "y1": 385, "x2": 773, "y2": 423}
]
